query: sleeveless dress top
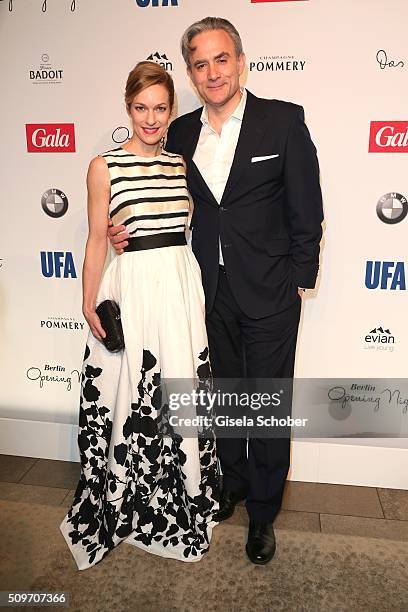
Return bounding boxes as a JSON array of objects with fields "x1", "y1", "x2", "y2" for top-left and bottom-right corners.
[{"x1": 106, "y1": 147, "x2": 190, "y2": 236}]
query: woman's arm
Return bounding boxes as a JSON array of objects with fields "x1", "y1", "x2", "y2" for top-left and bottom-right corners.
[
  {"x1": 82, "y1": 156, "x2": 111, "y2": 341},
  {"x1": 187, "y1": 193, "x2": 194, "y2": 232},
  {"x1": 182, "y1": 158, "x2": 194, "y2": 230}
]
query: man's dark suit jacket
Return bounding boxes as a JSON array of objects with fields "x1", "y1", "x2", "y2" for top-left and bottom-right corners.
[{"x1": 166, "y1": 90, "x2": 324, "y2": 319}]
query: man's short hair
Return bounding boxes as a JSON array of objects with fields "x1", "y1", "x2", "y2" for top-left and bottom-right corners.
[{"x1": 181, "y1": 16, "x2": 244, "y2": 68}]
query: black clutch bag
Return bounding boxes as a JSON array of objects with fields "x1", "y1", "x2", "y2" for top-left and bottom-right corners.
[{"x1": 95, "y1": 300, "x2": 125, "y2": 352}]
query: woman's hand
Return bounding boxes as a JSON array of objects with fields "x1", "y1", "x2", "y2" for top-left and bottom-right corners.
[
  {"x1": 107, "y1": 219, "x2": 129, "y2": 255},
  {"x1": 83, "y1": 308, "x2": 106, "y2": 341}
]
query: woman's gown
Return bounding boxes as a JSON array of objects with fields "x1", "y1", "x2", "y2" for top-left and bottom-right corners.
[{"x1": 60, "y1": 147, "x2": 219, "y2": 570}]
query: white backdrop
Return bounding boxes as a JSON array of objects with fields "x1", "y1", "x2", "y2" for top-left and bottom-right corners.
[{"x1": 1, "y1": 0, "x2": 407, "y2": 486}]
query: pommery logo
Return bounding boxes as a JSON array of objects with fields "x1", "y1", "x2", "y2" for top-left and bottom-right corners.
[
  {"x1": 40, "y1": 316, "x2": 85, "y2": 331},
  {"x1": 249, "y1": 55, "x2": 306, "y2": 72}
]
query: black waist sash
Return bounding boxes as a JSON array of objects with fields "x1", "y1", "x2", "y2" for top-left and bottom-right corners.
[{"x1": 123, "y1": 232, "x2": 187, "y2": 252}]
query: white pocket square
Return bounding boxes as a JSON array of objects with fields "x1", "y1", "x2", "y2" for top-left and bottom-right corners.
[{"x1": 251, "y1": 154, "x2": 279, "y2": 163}]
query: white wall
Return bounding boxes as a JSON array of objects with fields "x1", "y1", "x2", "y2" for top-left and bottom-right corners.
[{"x1": 0, "y1": 0, "x2": 407, "y2": 487}]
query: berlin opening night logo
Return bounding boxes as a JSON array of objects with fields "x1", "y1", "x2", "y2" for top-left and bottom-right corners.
[
  {"x1": 369, "y1": 122, "x2": 408, "y2": 152},
  {"x1": 26, "y1": 124, "x2": 76, "y2": 153}
]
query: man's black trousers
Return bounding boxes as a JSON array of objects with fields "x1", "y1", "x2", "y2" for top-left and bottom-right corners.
[{"x1": 206, "y1": 266, "x2": 301, "y2": 523}]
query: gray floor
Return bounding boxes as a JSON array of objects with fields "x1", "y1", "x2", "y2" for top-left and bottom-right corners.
[{"x1": 1, "y1": 453, "x2": 408, "y2": 541}]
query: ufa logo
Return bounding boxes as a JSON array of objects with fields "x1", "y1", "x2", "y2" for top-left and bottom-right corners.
[
  {"x1": 251, "y1": 1, "x2": 308, "y2": 3},
  {"x1": 135, "y1": 0, "x2": 178, "y2": 6},
  {"x1": 40, "y1": 252, "x2": 77, "y2": 278},
  {"x1": 369, "y1": 122, "x2": 408, "y2": 152},
  {"x1": 365, "y1": 261, "x2": 406, "y2": 290},
  {"x1": 26, "y1": 124, "x2": 76, "y2": 153}
]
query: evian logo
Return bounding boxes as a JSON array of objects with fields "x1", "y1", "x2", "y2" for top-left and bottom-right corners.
[
  {"x1": 369, "y1": 121, "x2": 408, "y2": 153},
  {"x1": 26, "y1": 123, "x2": 76, "y2": 153},
  {"x1": 364, "y1": 327, "x2": 395, "y2": 353}
]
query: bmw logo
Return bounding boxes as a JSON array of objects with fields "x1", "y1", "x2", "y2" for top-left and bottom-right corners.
[
  {"x1": 41, "y1": 188, "x2": 68, "y2": 218},
  {"x1": 376, "y1": 192, "x2": 408, "y2": 224}
]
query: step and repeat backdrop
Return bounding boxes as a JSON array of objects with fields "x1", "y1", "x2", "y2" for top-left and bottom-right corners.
[{"x1": 0, "y1": 0, "x2": 407, "y2": 465}]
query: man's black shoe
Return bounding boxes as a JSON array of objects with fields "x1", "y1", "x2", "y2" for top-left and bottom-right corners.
[
  {"x1": 245, "y1": 521, "x2": 276, "y2": 565},
  {"x1": 213, "y1": 489, "x2": 246, "y2": 522}
]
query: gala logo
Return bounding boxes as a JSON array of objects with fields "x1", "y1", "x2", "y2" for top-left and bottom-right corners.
[
  {"x1": 26, "y1": 123, "x2": 76, "y2": 153},
  {"x1": 369, "y1": 122, "x2": 408, "y2": 153}
]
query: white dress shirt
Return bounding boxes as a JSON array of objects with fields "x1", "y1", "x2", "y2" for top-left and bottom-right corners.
[{"x1": 193, "y1": 89, "x2": 247, "y2": 265}]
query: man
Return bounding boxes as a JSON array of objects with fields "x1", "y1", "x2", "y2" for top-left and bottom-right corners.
[{"x1": 109, "y1": 17, "x2": 323, "y2": 564}]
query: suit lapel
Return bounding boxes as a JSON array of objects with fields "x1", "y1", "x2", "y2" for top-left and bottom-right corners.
[
  {"x1": 182, "y1": 92, "x2": 267, "y2": 208},
  {"x1": 183, "y1": 110, "x2": 219, "y2": 208},
  {"x1": 182, "y1": 112, "x2": 201, "y2": 162},
  {"x1": 220, "y1": 91, "x2": 266, "y2": 205}
]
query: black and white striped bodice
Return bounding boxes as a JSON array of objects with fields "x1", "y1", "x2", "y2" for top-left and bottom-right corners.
[{"x1": 102, "y1": 148, "x2": 189, "y2": 237}]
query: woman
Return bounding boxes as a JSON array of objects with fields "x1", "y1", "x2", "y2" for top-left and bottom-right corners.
[{"x1": 60, "y1": 62, "x2": 219, "y2": 570}]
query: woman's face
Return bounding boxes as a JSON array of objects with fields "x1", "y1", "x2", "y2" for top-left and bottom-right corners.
[{"x1": 128, "y1": 84, "x2": 171, "y2": 150}]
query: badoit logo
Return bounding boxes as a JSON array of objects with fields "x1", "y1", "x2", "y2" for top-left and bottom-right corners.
[
  {"x1": 26, "y1": 124, "x2": 76, "y2": 153},
  {"x1": 369, "y1": 122, "x2": 408, "y2": 153},
  {"x1": 29, "y1": 54, "x2": 63, "y2": 85}
]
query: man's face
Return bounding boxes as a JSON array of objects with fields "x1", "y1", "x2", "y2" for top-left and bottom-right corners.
[{"x1": 187, "y1": 29, "x2": 245, "y2": 110}]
